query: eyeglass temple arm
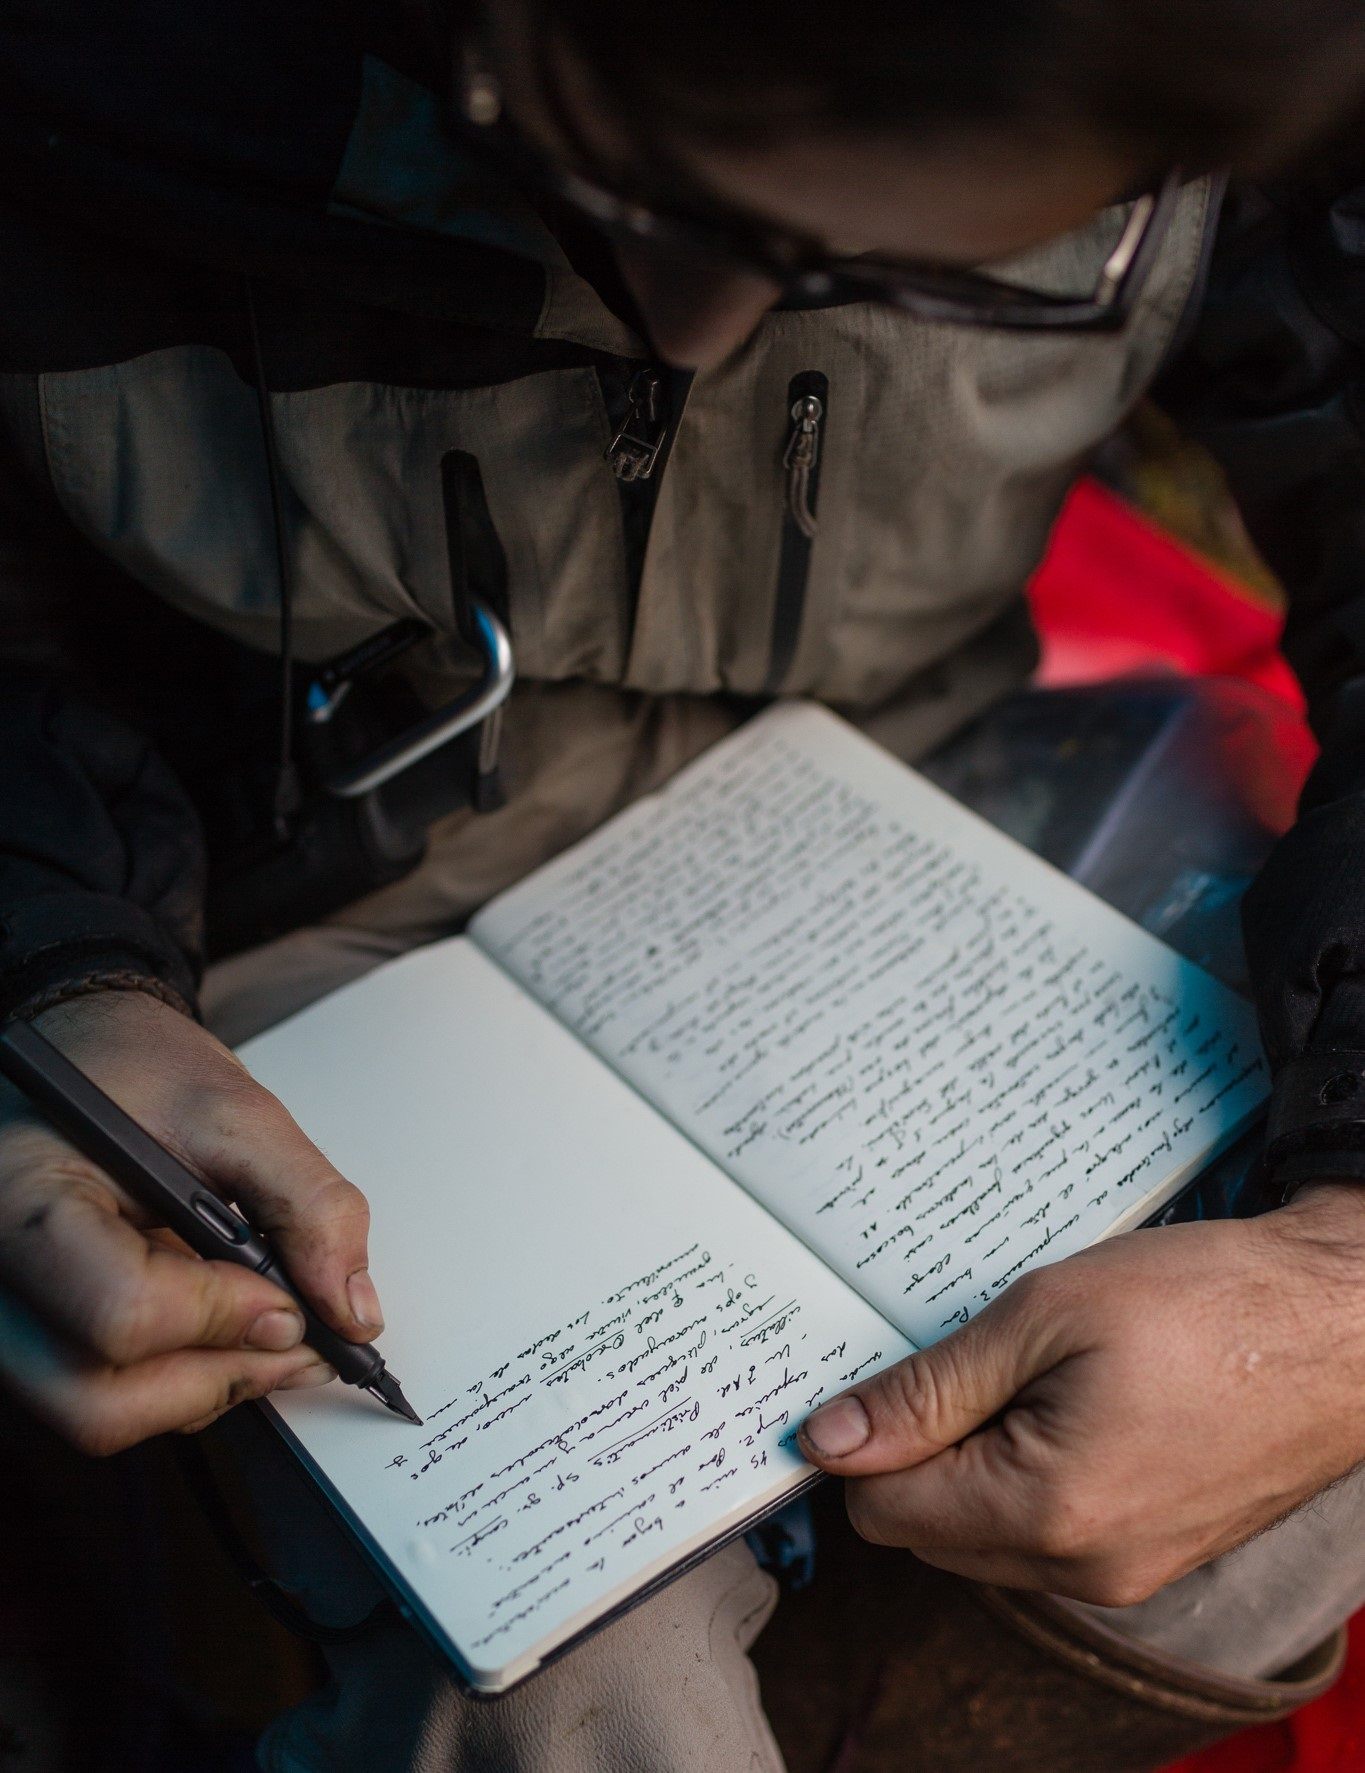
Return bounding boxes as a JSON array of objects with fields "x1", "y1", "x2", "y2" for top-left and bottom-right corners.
[{"x1": 1095, "y1": 170, "x2": 1184, "y2": 307}]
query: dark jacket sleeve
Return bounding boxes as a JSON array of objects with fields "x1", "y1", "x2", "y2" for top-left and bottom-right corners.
[
  {"x1": 1160, "y1": 160, "x2": 1365, "y2": 1184},
  {"x1": 0, "y1": 396, "x2": 206, "y2": 1024}
]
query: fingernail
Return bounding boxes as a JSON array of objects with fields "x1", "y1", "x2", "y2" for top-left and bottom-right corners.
[
  {"x1": 276, "y1": 1363, "x2": 337, "y2": 1392},
  {"x1": 245, "y1": 1308, "x2": 306, "y2": 1352},
  {"x1": 802, "y1": 1396, "x2": 871, "y2": 1459},
  {"x1": 347, "y1": 1269, "x2": 384, "y2": 1331}
]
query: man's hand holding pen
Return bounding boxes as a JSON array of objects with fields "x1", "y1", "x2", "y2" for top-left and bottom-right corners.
[{"x1": 0, "y1": 990, "x2": 381, "y2": 1452}]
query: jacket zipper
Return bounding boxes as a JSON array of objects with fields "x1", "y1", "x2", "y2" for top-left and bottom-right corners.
[
  {"x1": 603, "y1": 364, "x2": 691, "y2": 649},
  {"x1": 606, "y1": 367, "x2": 669, "y2": 482},
  {"x1": 764, "y1": 370, "x2": 828, "y2": 695}
]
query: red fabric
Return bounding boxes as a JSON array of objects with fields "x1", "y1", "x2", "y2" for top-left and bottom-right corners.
[
  {"x1": 1162, "y1": 1612, "x2": 1365, "y2": 1773},
  {"x1": 1028, "y1": 481, "x2": 1361, "y2": 1773},
  {"x1": 1028, "y1": 478, "x2": 1305, "y2": 714}
]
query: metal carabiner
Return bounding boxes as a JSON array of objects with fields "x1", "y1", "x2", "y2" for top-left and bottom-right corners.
[{"x1": 311, "y1": 599, "x2": 515, "y2": 800}]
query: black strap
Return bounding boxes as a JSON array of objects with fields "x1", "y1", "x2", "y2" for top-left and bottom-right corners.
[{"x1": 243, "y1": 276, "x2": 304, "y2": 839}]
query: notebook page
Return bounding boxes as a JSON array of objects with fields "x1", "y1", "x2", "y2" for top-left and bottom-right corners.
[
  {"x1": 240, "y1": 939, "x2": 903, "y2": 1690},
  {"x1": 471, "y1": 703, "x2": 1268, "y2": 1347}
]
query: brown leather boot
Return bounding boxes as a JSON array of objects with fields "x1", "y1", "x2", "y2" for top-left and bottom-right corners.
[{"x1": 752, "y1": 1487, "x2": 1345, "y2": 1773}]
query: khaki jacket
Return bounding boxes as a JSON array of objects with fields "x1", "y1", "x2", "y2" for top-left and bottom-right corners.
[{"x1": 0, "y1": 59, "x2": 1213, "y2": 1026}]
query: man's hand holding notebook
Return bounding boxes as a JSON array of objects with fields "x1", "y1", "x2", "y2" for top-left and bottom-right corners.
[{"x1": 800, "y1": 1184, "x2": 1365, "y2": 1605}]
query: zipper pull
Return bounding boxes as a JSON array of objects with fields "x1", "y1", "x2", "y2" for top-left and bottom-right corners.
[
  {"x1": 606, "y1": 369, "x2": 667, "y2": 482},
  {"x1": 783, "y1": 392, "x2": 824, "y2": 541}
]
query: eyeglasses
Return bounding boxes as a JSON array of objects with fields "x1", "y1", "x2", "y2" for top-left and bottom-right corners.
[{"x1": 448, "y1": 42, "x2": 1184, "y2": 334}]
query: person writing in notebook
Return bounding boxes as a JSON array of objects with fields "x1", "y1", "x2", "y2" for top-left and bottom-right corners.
[{"x1": 3, "y1": 0, "x2": 1365, "y2": 1766}]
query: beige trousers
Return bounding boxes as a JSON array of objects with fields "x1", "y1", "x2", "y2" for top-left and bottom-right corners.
[{"x1": 200, "y1": 687, "x2": 1365, "y2": 1771}]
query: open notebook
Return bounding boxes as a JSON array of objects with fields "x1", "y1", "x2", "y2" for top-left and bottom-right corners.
[{"x1": 240, "y1": 702, "x2": 1268, "y2": 1693}]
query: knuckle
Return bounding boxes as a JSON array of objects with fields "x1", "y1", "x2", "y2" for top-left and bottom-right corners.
[
  {"x1": 0, "y1": 1122, "x2": 70, "y2": 1184},
  {"x1": 1000, "y1": 1266, "x2": 1057, "y2": 1325},
  {"x1": 321, "y1": 1169, "x2": 370, "y2": 1222},
  {"x1": 1001, "y1": 1267, "x2": 1046, "y2": 1312},
  {"x1": 209, "y1": 1046, "x2": 254, "y2": 1087},
  {"x1": 298, "y1": 1168, "x2": 371, "y2": 1243},
  {"x1": 63, "y1": 1397, "x2": 135, "y2": 1459},
  {"x1": 192, "y1": 1069, "x2": 285, "y2": 1149},
  {"x1": 86, "y1": 1275, "x2": 157, "y2": 1366},
  {"x1": 0, "y1": 1152, "x2": 105, "y2": 1229},
  {"x1": 1075, "y1": 1560, "x2": 1161, "y2": 1610},
  {"x1": 211, "y1": 1365, "x2": 277, "y2": 1418},
  {"x1": 883, "y1": 1353, "x2": 946, "y2": 1441},
  {"x1": 215, "y1": 1064, "x2": 274, "y2": 1120},
  {"x1": 1027, "y1": 1484, "x2": 1098, "y2": 1562},
  {"x1": 183, "y1": 1261, "x2": 251, "y2": 1346},
  {"x1": 227, "y1": 1367, "x2": 276, "y2": 1407},
  {"x1": 844, "y1": 1482, "x2": 893, "y2": 1548},
  {"x1": 181, "y1": 1362, "x2": 278, "y2": 1431}
]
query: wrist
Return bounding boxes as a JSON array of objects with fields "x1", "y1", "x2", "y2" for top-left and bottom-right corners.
[
  {"x1": 17, "y1": 970, "x2": 194, "y2": 1026},
  {"x1": 1279, "y1": 1177, "x2": 1365, "y2": 1237},
  {"x1": 1246, "y1": 1185, "x2": 1365, "y2": 1440},
  {"x1": 1261, "y1": 1179, "x2": 1365, "y2": 1322}
]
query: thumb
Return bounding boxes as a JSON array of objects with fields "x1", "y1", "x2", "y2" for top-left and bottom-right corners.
[
  {"x1": 798, "y1": 1283, "x2": 1059, "y2": 1476},
  {"x1": 182, "y1": 1081, "x2": 379, "y2": 1343}
]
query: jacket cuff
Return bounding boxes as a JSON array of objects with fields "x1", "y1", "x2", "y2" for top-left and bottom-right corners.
[
  {"x1": 0, "y1": 893, "x2": 199, "y2": 1025},
  {"x1": 1262, "y1": 1007, "x2": 1365, "y2": 1200}
]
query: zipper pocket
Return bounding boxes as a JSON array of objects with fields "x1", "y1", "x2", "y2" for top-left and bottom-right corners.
[
  {"x1": 606, "y1": 367, "x2": 668, "y2": 482},
  {"x1": 764, "y1": 370, "x2": 828, "y2": 695},
  {"x1": 601, "y1": 363, "x2": 691, "y2": 652}
]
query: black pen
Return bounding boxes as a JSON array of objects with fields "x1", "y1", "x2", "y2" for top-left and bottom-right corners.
[{"x1": 0, "y1": 1018, "x2": 421, "y2": 1425}]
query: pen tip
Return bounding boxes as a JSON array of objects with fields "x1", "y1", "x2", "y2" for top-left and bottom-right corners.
[{"x1": 369, "y1": 1369, "x2": 423, "y2": 1425}]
